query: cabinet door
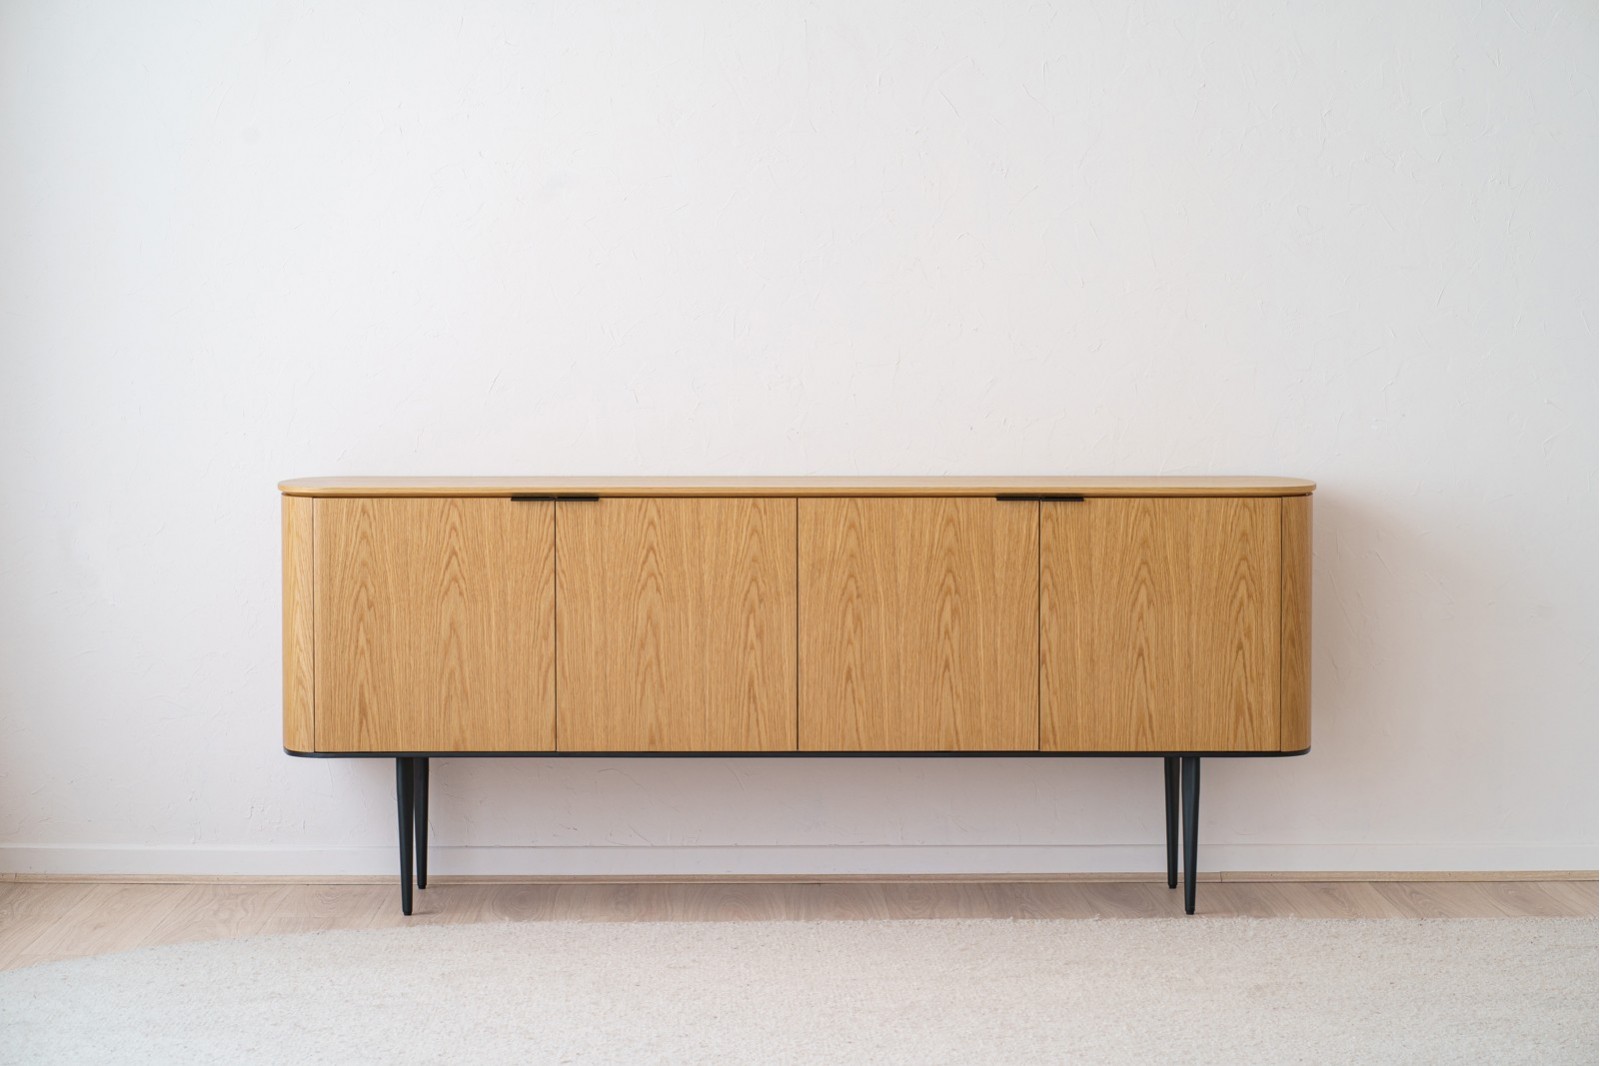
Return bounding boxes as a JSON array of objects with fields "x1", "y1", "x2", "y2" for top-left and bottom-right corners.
[
  {"x1": 314, "y1": 498, "x2": 556, "y2": 752},
  {"x1": 1040, "y1": 497, "x2": 1280, "y2": 752},
  {"x1": 556, "y1": 498, "x2": 797, "y2": 751},
  {"x1": 798, "y1": 498, "x2": 1039, "y2": 751}
]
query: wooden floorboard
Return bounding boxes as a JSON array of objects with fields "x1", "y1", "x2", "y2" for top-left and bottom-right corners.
[{"x1": 0, "y1": 878, "x2": 1593, "y2": 972}]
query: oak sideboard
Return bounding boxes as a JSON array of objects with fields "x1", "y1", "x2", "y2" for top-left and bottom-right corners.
[{"x1": 281, "y1": 476, "x2": 1313, "y2": 914}]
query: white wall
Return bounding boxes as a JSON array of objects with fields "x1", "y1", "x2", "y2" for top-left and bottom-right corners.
[{"x1": 1, "y1": 0, "x2": 1594, "y2": 877}]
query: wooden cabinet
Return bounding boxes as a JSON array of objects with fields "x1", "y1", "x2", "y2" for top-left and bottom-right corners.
[
  {"x1": 285, "y1": 478, "x2": 1312, "y2": 756},
  {"x1": 307, "y1": 497, "x2": 556, "y2": 752},
  {"x1": 556, "y1": 497, "x2": 797, "y2": 752},
  {"x1": 797, "y1": 497, "x2": 1037, "y2": 751},
  {"x1": 282, "y1": 476, "x2": 1313, "y2": 915}
]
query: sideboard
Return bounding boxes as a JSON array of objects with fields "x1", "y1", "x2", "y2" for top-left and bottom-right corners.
[{"x1": 281, "y1": 476, "x2": 1313, "y2": 914}]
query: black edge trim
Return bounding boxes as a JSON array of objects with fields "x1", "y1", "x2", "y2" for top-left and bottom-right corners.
[{"x1": 286, "y1": 747, "x2": 1311, "y2": 759}]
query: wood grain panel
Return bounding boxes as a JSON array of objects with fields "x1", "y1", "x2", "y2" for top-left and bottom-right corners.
[
  {"x1": 313, "y1": 498, "x2": 555, "y2": 752},
  {"x1": 1041, "y1": 498, "x2": 1281, "y2": 752},
  {"x1": 1280, "y1": 495, "x2": 1312, "y2": 752},
  {"x1": 556, "y1": 498, "x2": 797, "y2": 751},
  {"x1": 282, "y1": 495, "x2": 315, "y2": 753},
  {"x1": 281, "y1": 476, "x2": 1316, "y2": 499},
  {"x1": 799, "y1": 498, "x2": 1038, "y2": 751}
]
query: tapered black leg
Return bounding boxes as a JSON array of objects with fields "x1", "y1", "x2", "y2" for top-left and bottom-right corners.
[
  {"x1": 395, "y1": 758, "x2": 415, "y2": 916},
  {"x1": 414, "y1": 758, "x2": 429, "y2": 891},
  {"x1": 1181, "y1": 755, "x2": 1201, "y2": 915},
  {"x1": 1163, "y1": 756, "x2": 1180, "y2": 890}
]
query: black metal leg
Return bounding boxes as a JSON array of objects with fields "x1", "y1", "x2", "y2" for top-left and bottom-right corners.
[
  {"x1": 1181, "y1": 755, "x2": 1201, "y2": 915},
  {"x1": 1163, "y1": 756, "x2": 1180, "y2": 890},
  {"x1": 395, "y1": 757, "x2": 415, "y2": 916},
  {"x1": 414, "y1": 758, "x2": 429, "y2": 891}
]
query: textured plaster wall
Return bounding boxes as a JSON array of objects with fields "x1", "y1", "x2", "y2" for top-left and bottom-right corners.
[{"x1": 1, "y1": 0, "x2": 1594, "y2": 875}]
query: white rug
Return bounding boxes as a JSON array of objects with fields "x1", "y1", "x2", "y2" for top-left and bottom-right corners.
[{"x1": 1, "y1": 918, "x2": 1593, "y2": 1064}]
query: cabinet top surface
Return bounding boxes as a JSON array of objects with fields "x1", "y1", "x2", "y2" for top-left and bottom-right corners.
[{"x1": 279, "y1": 476, "x2": 1315, "y2": 498}]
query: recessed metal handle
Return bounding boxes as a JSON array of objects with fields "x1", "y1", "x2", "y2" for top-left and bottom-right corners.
[
  {"x1": 510, "y1": 495, "x2": 601, "y2": 502},
  {"x1": 995, "y1": 494, "x2": 1085, "y2": 502}
]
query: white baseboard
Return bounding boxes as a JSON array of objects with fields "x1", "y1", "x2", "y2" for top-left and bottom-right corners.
[{"x1": 0, "y1": 843, "x2": 1593, "y2": 878}]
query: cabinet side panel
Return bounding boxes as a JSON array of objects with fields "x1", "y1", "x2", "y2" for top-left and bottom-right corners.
[
  {"x1": 282, "y1": 495, "x2": 315, "y2": 752},
  {"x1": 314, "y1": 498, "x2": 556, "y2": 752},
  {"x1": 1280, "y1": 494, "x2": 1312, "y2": 751}
]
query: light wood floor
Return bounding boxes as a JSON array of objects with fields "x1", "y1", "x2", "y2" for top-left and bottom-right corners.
[{"x1": 1, "y1": 878, "x2": 1593, "y2": 972}]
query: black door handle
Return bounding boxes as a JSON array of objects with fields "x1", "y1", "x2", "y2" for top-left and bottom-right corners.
[{"x1": 509, "y1": 495, "x2": 601, "y2": 502}]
